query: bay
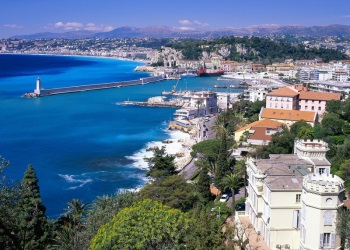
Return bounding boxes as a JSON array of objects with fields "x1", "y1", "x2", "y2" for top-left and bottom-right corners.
[{"x1": 0, "y1": 54, "x2": 241, "y2": 217}]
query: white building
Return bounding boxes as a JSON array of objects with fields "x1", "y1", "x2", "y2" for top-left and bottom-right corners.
[
  {"x1": 245, "y1": 139, "x2": 345, "y2": 249},
  {"x1": 243, "y1": 86, "x2": 268, "y2": 102},
  {"x1": 300, "y1": 174, "x2": 345, "y2": 249},
  {"x1": 188, "y1": 91, "x2": 218, "y2": 115}
]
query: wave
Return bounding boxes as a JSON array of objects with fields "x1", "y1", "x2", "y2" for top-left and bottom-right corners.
[
  {"x1": 125, "y1": 128, "x2": 191, "y2": 170},
  {"x1": 58, "y1": 174, "x2": 93, "y2": 190}
]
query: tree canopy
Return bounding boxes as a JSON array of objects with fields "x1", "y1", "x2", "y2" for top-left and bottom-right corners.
[{"x1": 89, "y1": 199, "x2": 190, "y2": 250}]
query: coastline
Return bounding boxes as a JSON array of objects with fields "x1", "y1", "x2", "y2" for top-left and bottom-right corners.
[{"x1": 0, "y1": 51, "x2": 150, "y2": 65}]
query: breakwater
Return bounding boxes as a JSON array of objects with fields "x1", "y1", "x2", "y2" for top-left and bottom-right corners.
[{"x1": 24, "y1": 75, "x2": 164, "y2": 97}]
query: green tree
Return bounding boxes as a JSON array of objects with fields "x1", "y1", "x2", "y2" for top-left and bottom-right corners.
[
  {"x1": 89, "y1": 199, "x2": 190, "y2": 250},
  {"x1": 196, "y1": 164, "x2": 212, "y2": 202},
  {"x1": 234, "y1": 159, "x2": 247, "y2": 197},
  {"x1": 338, "y1": 159, "x2": 350, "y2": 194},
  {"x1": 336, "y1": 209, "x2": 350, "y2": 250},
  {"x1": 18, "y1": 164, "x2": 50, "y2": 250},
  {"x1": 297, "y1": 126, "x2": 314, "y2": 140},
  {"x1": 321, "y1": 113, "x2": 344, "y2": 136},
  {"x1": 326, "y1": 100, "x2": 342, "y2": 115},
  {"x1": 184, "y1": 208, "x2": 225, "y2": 249},
  {"x1": 140, "y1": 175, "x2": 196, "y2": 212},
  {"x1": 53, "y1": 199, "x2": 89, "y2": 250},
  {"x1": 223, "y1": 173, "x2": 241, "y2": 218},
  {"x1": 214, "y1": 132, "x2": 232, "y2": 191},
  {"x1": 191, "y1": 139, "x2": 221, "y2": 165},
  {"x1": 290, "y1": 120, "x2": 312, "y2": 137},
  {"x1": 145, "y1": 146, "x2": 176, "y2": 178}
]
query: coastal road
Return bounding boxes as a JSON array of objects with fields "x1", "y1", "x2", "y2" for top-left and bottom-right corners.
[{"x1": 179, "y1": 115, "x2": 217, "y2": 180}]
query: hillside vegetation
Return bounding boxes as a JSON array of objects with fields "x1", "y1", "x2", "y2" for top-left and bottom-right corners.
[{"x1": 167, "y1": 36, "x2": 348, "y2": 63}]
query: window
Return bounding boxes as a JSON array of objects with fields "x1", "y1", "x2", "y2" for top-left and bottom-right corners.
[
  {"x1": 296, "y1": 194, "x2": 301, "y2": 203},
  {"x1": 319, "y1": 168, "x2": 325, "y2": 174},
  {"x1": 312, "y1": 106, "x2": 314, "y2": 110},
  {"x1": 293, "y1": 210, "x2": 300, "y2": 228},
  {"x1": 305, "y1": 106, "x2": 308, "y2": 110},
  {"x1": 324, "y1": 211, "x2": 332, "y2": 225},
  {"x1": 318, "y1": 107, "x2": 321, "y2": 111},
  {"x1": 320, "y1": 233, "x2": 335, "y2": 248}
]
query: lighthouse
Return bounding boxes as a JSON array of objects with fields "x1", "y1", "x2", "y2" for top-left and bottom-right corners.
[{"x1": 34, "y1": 77, "x2": 41, "y2": 95}]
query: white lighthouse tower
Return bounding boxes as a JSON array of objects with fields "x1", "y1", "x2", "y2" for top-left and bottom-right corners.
[{"x1": 34, "y1": 77, "x2": 41, "y2": 95}]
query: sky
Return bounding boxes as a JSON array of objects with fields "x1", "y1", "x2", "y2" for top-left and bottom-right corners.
[{"x1": 1, "y1": 0, "x2": 350, "y2": 38}]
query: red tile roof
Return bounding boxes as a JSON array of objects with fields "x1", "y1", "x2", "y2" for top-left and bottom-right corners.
[
  {"x1": 299, "y1": 91, "x2": 341, "y2": 101},
  {"x1": 267, "y1": 87, "x2": 299, "y2": 97},
  {"x1": 248, "y1": 127, "x2": 274, "y2": 141},
  {"x1": 235, "y1": 119, "x2": 284, "y2": 132},
  {"x1": 261, "y1": 108, "x2": 316, "y2": 122}
]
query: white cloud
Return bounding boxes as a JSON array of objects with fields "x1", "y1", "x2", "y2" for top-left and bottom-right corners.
[
  {"x1": 3, "y1": 24, "x2": 23, "y2": 29},
  {"x1": 84, "y1": 23, "x2": 113, "y2": 32},
  {"x1": 178, "y1": 19, "x2": 192, "y2": 25},
  {"x1": 193, "y1": 20, "x2": 209, "y2": 27},
  {"x1": 178, "y1": 26, "x2": 195, "y2": 31},
  {"x1": 54, "y1": 21, "x2": 83, "y2": 30},
  {"x1": 177, "y1": 19, "x2": 209, "y2": 29},
  {"x1": 52, "y1": 21, "x2": 113, "y2": 32}
]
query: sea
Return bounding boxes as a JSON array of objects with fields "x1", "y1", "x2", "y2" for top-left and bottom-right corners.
[{"x1": 0, "y1": 54, "x2": 242, "y2": 218}]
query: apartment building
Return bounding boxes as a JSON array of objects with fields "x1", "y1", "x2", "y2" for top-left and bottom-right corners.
[{"x1": 245, "y1": 139, "x2": 345, "y2": 249}]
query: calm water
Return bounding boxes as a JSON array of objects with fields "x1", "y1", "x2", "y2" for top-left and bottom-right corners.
[{"x1": 0, "y1": 54, "x2": 241, "y2": 217}]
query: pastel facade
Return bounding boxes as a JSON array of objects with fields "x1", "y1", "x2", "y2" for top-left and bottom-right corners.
[
  {"x1": 244, "y1": 139, "x2": 345, "y2": 250},
  {"x1": 298, "y1": 91, "x2": 341, "y2": 116},
  {"x1": 266, "y1": 86, "x2": 299, "y2": 110}
]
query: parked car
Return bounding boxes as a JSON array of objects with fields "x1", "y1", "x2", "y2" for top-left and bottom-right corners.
[{"x1": 219, "y1": 194, "x2": 229, "y2": 202}]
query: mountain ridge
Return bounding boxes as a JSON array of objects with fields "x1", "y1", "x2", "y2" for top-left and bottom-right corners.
[{"x1": 10, "y1": 24, "x2": 350, "y2": 39}]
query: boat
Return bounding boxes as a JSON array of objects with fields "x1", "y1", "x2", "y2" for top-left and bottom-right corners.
[
  {"x1": 214, "y1": 84, "x2": 227, "y2": 88},
  {"x1": 181, "y1": 71, "x2": 197, "y2": 78},
  {"x1": 197, "y1": 68, "x2": 225, "y2": 77}
]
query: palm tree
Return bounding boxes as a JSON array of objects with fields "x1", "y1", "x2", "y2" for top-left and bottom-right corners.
[
  {"x1": 223, "y1": 173, "x2": 241, "y2": 218},
  {"x1": 65, "y1": 199, "x2": 89, "y2": 248},
  {"x1": 195, "y1": 100, "x2": 202, "y2": 118},
  {"x1": 234, "y1": 158, "x2": 247, "y2": 197}
]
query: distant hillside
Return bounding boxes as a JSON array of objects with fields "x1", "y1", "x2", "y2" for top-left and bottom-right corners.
[
  {"x1": 166, "y1": 36, "x2": 349, "y2": 63},
  {"x1": 11, "y1": 30, "x2": 96, "y2": 39},
  {"x1": 10, "y1": 24, "x2": 350, "y2": 39}
]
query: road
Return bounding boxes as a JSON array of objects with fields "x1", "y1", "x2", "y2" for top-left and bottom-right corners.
[{"x1": 179, "y1": 115, "x2": 217, "y2": 179}]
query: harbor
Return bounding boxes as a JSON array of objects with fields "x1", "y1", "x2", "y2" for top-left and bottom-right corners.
[{"x1": 23, "y1": 75, "x2": 164, "y2": 97}]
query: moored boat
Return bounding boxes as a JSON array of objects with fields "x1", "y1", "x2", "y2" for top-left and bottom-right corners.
[{"x1": 197, "y1": 68, "x2": 225, "y2": 77}]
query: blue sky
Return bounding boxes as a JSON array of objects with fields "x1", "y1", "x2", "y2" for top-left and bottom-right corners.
[{"x1": 1, "y1": 0, "x2": 350, "y2": 38}]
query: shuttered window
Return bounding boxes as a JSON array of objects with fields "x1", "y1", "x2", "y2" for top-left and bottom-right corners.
[{"x1": 324, "y1": 211, "x2": 332, "y2": 226}]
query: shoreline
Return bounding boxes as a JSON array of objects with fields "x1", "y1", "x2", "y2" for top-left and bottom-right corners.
[{"x1": 0, "y1": 51, "x2": 150, "y2": 65}]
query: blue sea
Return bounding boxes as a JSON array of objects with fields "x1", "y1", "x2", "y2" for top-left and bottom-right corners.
[{"x1": 0, "y1": 54, "x2": 241, "y2": 218}]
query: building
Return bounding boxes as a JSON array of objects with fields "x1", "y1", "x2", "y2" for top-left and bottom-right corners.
[
  {"x1": 266, "y1": 87, "x2": 299, "y2": 110},
  {"x1": 234, "y1": 119, "x2": 284, "y2": 144},
  {"x1": 173, "y1": 91, "x2": 218, "y2": 121},
  {"x1": 310, "y1": 81, "x2": 350, "y2": 94},
  {"x1": 244, "y1": 139, "x2": 345, "y2": 249},
  {"x1": 265, "y1": 85, "x2": 341, "y2": 117},
  {"x1": 259, "y1": 108, "x2": 317, "y2": 127},
  {"x1": 243, "y1": 86, "x2": 268, "y2": 102},
  {"x1": 298, "y1": 91, "x2": 341, "y2": 116}
]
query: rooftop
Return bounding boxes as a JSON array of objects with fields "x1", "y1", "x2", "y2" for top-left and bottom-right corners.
[
  {"x1": 235, "y1": 119, "x2": 284, "y2": 132},
  {"x1": 266, "y1": 86, "x2": 299, "y2": 97},
  {"x1": 250, "y1": 156, "x2": 312, "y2": 176},
  {"x1": 265, "y1": 176, "x2": 303, "y2": 191},
  {"x1": 261, "y1": 108, "x2": 316, "y2": 122},
  {"x1": 299, "y1": 91, "x2": 341, "y2": 101}
]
